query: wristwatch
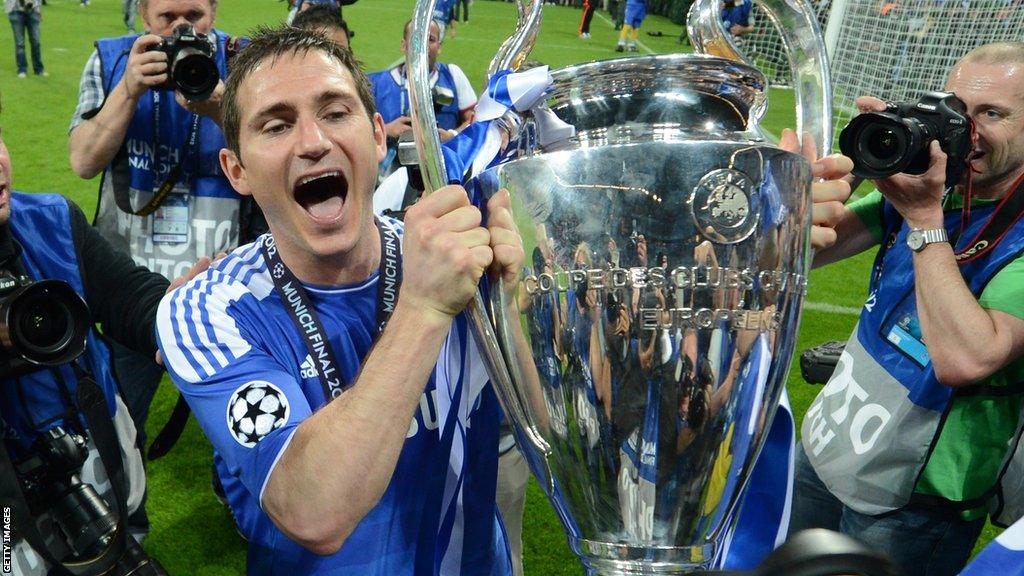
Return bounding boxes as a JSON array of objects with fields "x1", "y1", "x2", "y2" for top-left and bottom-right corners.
[{"x1": 906, "y1": 228, "x2": 949, "y2": 252}]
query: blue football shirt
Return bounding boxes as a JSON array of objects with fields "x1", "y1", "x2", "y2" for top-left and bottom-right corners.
[{"x1": 157, "y1": 218, "x2": 511, "y2": 575}]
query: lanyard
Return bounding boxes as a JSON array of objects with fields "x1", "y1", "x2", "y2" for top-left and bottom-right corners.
[
  {"x1": 260, "y1": 219, "x2": 403, "y2": 401},
  {"x1": 147, "y1": 91, "x2": 201, "y2": 212},
  {"x1": 871, "y1": 176, "x2": 1024, "y2": 284},
  {"x1": 953, "y1": 172, "x2": 1024, "y2": 264}
]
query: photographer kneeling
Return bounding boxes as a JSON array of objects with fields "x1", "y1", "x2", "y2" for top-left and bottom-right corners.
[
  {"x1": 67, "y1": 0, "x2": 251, "y2": 453},
  {"x1": 0, "y1": 100, "x2": 186, "y2": 574},
  {"x1": 790, "y1": 41, "x2": 1024, "y2": 576}
]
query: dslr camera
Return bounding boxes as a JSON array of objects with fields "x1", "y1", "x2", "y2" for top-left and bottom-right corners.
[
  {"x1": 432, "y1": 85, "x2": 455, "y2": 113},
  {"x1": 148, "y1": 24, "x2": 220, "y2": 101},
  {"x1": 15, "y1": 427, "x2": 167, "y2": 575},
  {"x1": 0, "y1": 271, "x2": 90, "y2": 380},
  {"x1": 839, "y1": 92, "x2": 972, "y2": 187}
]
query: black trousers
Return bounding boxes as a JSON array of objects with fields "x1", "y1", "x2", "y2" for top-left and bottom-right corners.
[{"x1": 579, "y1": 0, "x2": 596, "y2": 33}]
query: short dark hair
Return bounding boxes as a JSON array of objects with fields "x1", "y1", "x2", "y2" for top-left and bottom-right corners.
[
  {"x1": 292, "y1": 5, "x2": 352, "y2": 40},
  {"x1": 221, "y1": 25, "x2": 377, "y2": 160}
]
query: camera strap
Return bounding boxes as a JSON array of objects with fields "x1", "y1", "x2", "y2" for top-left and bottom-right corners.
[
  {"x1": 260, "y1": 219, "x2": 403, "y2": 401},
  {"x1": 0, "y1": 376, "x2": 133, "y2": 576},
  {"x1": 953, "y1": 171, "x2": 1024, "y2": 264},
  {"x1": 111, "y1": 92, "x2": 201, "y2": 218},
  {"x1": 146, "y1": 393, "x2": 192, "y2": 460}
]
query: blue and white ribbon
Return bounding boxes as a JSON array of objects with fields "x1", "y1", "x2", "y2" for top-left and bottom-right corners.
[
  {"x1": 374, "y1": 65, "x2": 574, "y2": 214},
  {"x1": 718, "y1": 354, "x2": 796, "y2": 570},
  {"x1": 467, "y1": 65, "x2": 575, "y2": 176},
  {"x1": 435, "y1": 316, "x2": 492, "y2": 574},
  {"x1": 960, "y1": 517, "x2": 1024, "y2": 576}
]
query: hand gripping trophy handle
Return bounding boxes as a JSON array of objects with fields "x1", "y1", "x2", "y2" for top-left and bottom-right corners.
[{"x1": 405, "y1": 0, "x2": 553, "y2": 465}]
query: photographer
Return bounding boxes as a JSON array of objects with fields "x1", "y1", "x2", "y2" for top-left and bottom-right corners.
[
  {"x1": 67, "y1": 0, "x2": 247, "y2": 449},
  {"x1": 367, "y1": 18, "x2": 477, "y2": 178},
  {"x1": 790, "y1": 42, "x2": 1024, "y2": 576},
  {"x1": 292, "y1": 4, "x2": 353, "y2": 50},
  {"x1": 0, "y1": 102, "x2": 176, "y2": 574},
  {"x1": 720, "y1": 0, "x2": 754, "y2": 39},
  {"x1": 285, "y1": 0, "x2": 357, "y2": 25}
]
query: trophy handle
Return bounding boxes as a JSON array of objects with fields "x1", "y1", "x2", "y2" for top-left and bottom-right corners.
[
  {"x1": 487, "y1": 0, "x2": 543, "y2": 75},
  {"x1": 406, "y1": 0, "x2": 449, "y2": 195},
  {"x1": 686, "y1": 0, "x2": 833, "y2": 157},
  {"x1": 407, "y1": 0, "x2": 553, "y2": 461}
]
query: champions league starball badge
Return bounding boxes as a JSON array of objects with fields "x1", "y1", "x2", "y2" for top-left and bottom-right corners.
[
  {"x1": 227, "y1": 381, "x2": 290, "y2": 448},
  {"x1": 690, "y1": 168, "x2": 759, "y2": 244}
]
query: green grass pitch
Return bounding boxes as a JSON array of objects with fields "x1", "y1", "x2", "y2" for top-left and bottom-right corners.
[{"x1": 0, "y1": 0, "x2": 996, "y2": 573}]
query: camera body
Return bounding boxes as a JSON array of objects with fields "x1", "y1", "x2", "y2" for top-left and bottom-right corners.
[
  {"x1": 13, "y1": 427, "x2": 167, "y2": 575},
  {"x1": 839, "y1": 91, "x2": 972, "y2": 187},
  {"x1": 432, "y1": 84, "x2": 455, "y2": 113},
  {"x1": 148, "y1": 24, "x2": 220, "y2": 102},
  {"x1": 800, "y1": 340, "x2": 846, "y2": 384}
]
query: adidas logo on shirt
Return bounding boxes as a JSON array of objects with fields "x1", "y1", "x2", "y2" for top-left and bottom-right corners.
[{"x1": 300, "y1": 355, "x2": 317, "y2": 379}]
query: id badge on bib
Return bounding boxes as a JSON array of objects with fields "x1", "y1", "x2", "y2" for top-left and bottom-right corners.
[
  {"x1": 152, "y1": 185, "x2": 190, "y2": 244},
  {"x1": 885, "y1": 312, "x2": 931, "y2": 366}
]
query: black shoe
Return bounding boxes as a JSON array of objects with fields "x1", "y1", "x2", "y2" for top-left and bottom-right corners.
[{"x1": 615, "y1": 44, "x2": 624, "y2": 52}]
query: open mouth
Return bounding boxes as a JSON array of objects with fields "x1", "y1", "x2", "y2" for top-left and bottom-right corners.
[
  {"x1": 970, "y1": 149, "x2": 986, "y2": 161},
  {"x1": 294, "y1": 171, "x2": 348, "y2": 222}
]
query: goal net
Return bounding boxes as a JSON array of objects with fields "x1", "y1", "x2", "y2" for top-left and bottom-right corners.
[{"x1": 738, "y1": 0, "x2": 1024, "y2": 145}]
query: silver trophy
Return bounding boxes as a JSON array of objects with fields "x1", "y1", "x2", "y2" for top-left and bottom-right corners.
[{"x1": 407, "y1": 0, "x2": 832, "y2": 572}]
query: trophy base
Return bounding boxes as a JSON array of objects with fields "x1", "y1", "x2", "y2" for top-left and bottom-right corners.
[{"x1": 575, "y1": 538, "x2": 717, "y2": 575}]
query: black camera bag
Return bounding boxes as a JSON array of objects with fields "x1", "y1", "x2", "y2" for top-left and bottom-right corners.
[{"x1": 800, "y1": 340, "x2": 846, "y2": 385}]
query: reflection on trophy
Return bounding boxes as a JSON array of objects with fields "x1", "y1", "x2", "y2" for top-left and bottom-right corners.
[{"x1": 404, "y1": 0, "x2": 861, "y2": 573}]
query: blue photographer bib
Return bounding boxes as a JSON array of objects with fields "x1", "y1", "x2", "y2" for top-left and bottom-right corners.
[
  {"x1": 369, "y1": 63, "x2": 463, "y2": 131},
  {"x1": 803, "y1": 199, "x2": 1024, "y2": 515},
  {"x1": 93, "y1": 31, "x2": 242, "y2": 280}
]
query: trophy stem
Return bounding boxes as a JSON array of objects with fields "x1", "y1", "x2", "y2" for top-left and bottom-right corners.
[{"x1": 574, "y1": 539, "x2": 717, "y2": 575}]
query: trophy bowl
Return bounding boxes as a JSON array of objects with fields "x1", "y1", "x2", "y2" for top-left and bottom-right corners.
[
  {"x1": 477, "y1": 54, "x2": 812, "y2": 574},
  {"x1": 405, "y1": 0, "x2": 833, "y2": 572}
]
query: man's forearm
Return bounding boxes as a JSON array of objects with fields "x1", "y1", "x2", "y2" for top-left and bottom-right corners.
[
  {"x1": 262, "y1": 300, "x2": 453, "y2": 555},
  {"x1": 69, "y1": 80, "x2": 138, "y2": 179},
  {"x1": 913, "y1": 243, "x2": 1017, "y2": 386}
]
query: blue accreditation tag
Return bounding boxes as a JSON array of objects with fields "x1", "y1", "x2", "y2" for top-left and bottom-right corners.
[
  {"x1": 151, "y1": 185, "x2": 190, "y2": 244},
  {"x1": 886, "y1": 312, "x2": 931, "y2": 366}
]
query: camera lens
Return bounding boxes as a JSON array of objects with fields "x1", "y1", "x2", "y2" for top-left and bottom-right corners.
[
  {"x1": 16, "y1": 297, "x2": 71, "y2": 353},
  {"x1": 838, "y1": 112, "x2": 927, "y2": 179},
  {"x1": 866, "y1": 127, "x2": 901, "y2": 160},
  {"x1": 0, "y1": 280, "x2": 89, "y2": 368},
  {"x1": 171, "y1": 48, "x2": 219, "y2": 101}
]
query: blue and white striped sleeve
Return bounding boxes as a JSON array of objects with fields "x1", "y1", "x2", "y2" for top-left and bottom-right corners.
[{"x1": 155, "y1": 269, "x2": 313, "y2": 507}]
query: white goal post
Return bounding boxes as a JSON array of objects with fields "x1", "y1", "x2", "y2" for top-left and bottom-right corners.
[{"x1": 737, "y1": 0, "x2": 1024, "y2": 146}]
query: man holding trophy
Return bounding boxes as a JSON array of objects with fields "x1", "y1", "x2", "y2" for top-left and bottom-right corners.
[
  {"x1": 156, "y1": 27, "x2": 520, "y2": 575},
  {"x1": 154, "y1": 5, "x2": 870, "y2": 576}
]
